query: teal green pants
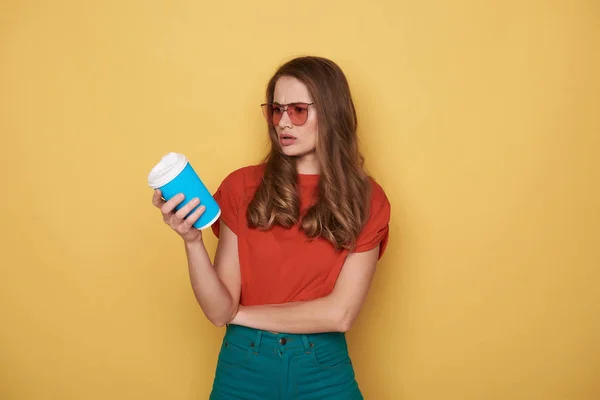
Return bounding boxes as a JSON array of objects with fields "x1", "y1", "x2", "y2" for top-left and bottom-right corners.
[{"x1": 209, "y1": 324, "x2": 363, "y2": 399}]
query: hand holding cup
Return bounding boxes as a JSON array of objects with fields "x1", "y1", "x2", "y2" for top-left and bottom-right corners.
[
  {"x1": 148, "y1": 152, "x2": 221, "y2": 242},
  {"x1": 152, "y1": 189, "x2": 205, "y2": 243}
]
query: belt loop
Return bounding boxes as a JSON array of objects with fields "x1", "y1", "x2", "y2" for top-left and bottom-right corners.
[
  {"x1": 301, "y1": 335, "x2": 311, "y2": 352},
  {"x1": 251, "y1": 329, "x2": 263, "y2": 355}
]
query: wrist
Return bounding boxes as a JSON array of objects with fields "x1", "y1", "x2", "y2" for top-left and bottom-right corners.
[{"x1": 183, "y1": 234, "x2": 204, "y2": 248}]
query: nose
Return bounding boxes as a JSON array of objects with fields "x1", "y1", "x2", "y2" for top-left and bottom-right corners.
[{"x1": 277, "y1": 107, "x2": 293, "y2": 129}]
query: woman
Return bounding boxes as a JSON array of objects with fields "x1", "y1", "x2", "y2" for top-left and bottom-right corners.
[{"x1": 152, "y1": 56, "x2": 391, "y2": 399}]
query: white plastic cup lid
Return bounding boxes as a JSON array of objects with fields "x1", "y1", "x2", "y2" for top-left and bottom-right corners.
[{"x1": 148, "y1": 152, "x2": 188, "y2": 188}]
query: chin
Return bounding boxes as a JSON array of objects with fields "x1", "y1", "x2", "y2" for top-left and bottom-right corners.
[
  {"x1": 281, "y1": 149, "x2": 300, "y2": 157},
  {"x1": 283, "y1": 148, "x2": 316, "y2": 160},
  {"x1": 280, "y1": 146, "x2": 303, "y2": 157}
]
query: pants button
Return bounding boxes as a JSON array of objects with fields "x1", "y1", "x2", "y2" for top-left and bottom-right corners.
[{"x1": 279, "y1": 337, "x2": 287, "y2": 345}]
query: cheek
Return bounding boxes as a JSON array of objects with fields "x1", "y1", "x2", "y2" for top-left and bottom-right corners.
[
  {"x1": 297, "y1": 126, "x2": 317, "y2": 147},
  {"x1": 311, "y1": 127, "x2": 319, "y2": 146},
  {"x1": 305, "y1": 118, "x2": 318, "y2": 143},
  {"x1": 308, "y1": 130, "x2": 318, "y2": 146}
]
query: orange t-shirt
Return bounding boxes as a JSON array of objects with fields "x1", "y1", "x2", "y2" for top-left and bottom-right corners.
[{"x1": 211, "y1": 164, "x2": 391, "y2": 306}]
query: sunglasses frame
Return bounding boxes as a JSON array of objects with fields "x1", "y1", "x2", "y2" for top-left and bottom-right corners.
[{"x1": 260, "y1": 102, "x2": 315, "y2": 126}]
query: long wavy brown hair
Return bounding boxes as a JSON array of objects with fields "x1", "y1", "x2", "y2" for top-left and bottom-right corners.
[{"x1": 247, "y1": 56, "x2": 371, "y2": 250}]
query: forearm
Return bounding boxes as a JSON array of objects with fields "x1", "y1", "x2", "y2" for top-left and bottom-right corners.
[
  {"x1": 184, "y1": 238, "x2": 237, "y2": 326},
  {"x1": 230, "y1": 295, "x2": 349, "y2": 334}
]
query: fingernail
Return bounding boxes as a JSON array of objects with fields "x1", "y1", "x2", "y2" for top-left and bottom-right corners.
[{"x1": 193, "y1": 198, "x2": 200, "y2": 204}]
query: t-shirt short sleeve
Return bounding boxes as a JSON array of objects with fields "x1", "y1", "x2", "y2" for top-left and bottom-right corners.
[
  {"x1": 352, "y1": 181, "x2": 391, "y2": 259},
  {"x1": 211, "y1": 172, "x2": 242, "y2": 237}
]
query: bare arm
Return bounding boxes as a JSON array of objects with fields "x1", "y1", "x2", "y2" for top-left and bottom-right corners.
[
  {"x1": 183, "y1": 221, "x2": 240, "y2": 326},
  {"x1": 153, "y1": 190, "x2": 241, "y2": 327},
  {"x1": 230, "y1": 245, "x2": 380, "y2": 334}
]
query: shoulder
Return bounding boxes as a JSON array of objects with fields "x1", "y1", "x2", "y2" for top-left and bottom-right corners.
[
  {"x1": 366, "y1": 177, "x2": 390, "y2": 215},
  {"x1": 219, "y1": 164, "x2": 265, "y2": 191},
  {"x1": 211, "y1": 164, "x2": 265, "y2": 237},
  {"x1": 352, "y1": 176, "x2": 391, "y2": 257}
]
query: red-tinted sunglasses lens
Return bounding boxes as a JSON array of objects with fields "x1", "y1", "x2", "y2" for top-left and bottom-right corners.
[{"x1": 261, "y1": 103, "x2": 310, "y2": 126}]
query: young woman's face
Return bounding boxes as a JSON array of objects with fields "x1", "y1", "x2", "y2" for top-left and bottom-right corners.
[{"x1": 272, "y1": 76, "x2": 318, "y2": 158}]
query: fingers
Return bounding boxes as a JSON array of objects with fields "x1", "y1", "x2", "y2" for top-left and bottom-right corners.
[
  {"x1": 182, "y1": 204, "x2": 206, "y2": 229},
  {"x1": 154, "y1": 191, "x2": 206, "y2": 234},
  {"x1": 160, "y1": 193, "x2": 185, "y2": 215},
  {"x1": 152, "y1": 189, "x2": 165, "y2": 208},
  {"x1": 175, "y1": 198, "x2": 200, "y2": 220}
]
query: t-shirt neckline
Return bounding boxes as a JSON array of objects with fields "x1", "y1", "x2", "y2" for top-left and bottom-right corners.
[{"x1": 297, "y1": 173, "x2": 320, "y2": 186}]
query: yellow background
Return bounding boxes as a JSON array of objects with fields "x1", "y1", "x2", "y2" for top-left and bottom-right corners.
[{"x1": 1, "y1": 0, "x2": 599, "y2": 399}]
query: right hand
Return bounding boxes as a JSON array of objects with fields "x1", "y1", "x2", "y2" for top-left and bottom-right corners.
[{"x1": 152, "y1": 189, "x2": 206, "y2": 243}]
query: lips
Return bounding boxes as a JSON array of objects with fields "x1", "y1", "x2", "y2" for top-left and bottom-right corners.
[
  {"x1": 280, "y1": 133, "x2": 297, "y2": 140},
  {"x1": 279, "y1": 132, "x2": 297, "y2": 147}
]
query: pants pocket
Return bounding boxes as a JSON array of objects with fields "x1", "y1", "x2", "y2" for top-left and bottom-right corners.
[
  {"x1": 310, "y1": 340, "x2": 352, "y2": 369},
  {"x1": 217, "y1": 339, "x2": 250, "y2": 368},
  {"x1": 295, "y1": 346, "x2": 362, "y2": 399}
]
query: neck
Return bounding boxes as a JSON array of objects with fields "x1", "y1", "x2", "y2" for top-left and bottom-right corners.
[{"x1": 295, "y1": 153, "x2": 319, "y2": 175}]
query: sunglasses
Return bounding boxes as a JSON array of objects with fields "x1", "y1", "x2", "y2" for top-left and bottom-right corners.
[{"x1": 260, "y1": 102, "x2": 315, "y2": 126}]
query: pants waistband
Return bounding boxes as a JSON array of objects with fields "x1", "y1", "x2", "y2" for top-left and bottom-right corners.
[{"x1": 224, "y1": 324, "x2": 346, "y2": 354}]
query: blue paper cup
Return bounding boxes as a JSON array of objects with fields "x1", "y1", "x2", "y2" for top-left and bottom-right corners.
[{"x1": 148, "y1": 152, "x2": 221, "y2": 230}]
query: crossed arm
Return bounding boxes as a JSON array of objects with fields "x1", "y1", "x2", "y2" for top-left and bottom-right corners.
[
  {"x1": 211, "y1": 222, "x2": 380, "y2": 334},
  {"x1": 229, "y1": 247, "x2": 379, "y2": 334}
]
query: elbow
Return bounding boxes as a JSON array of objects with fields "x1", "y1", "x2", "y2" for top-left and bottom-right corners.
[
  {"x1": 209, "y1": 317, "x2": 228, "y2": 328},
  {"x1": 336, "y1": 308, "x2": 354, "y2": 333},
  {"x1": 207, "y1": 305, "x2": 238, "y2": 328},
  {"x1": 337, "y1": 319, "x2": 353, "y2": 333},
  {"x1": 329, "y1": 295, "x2": 355, "y2": 332},
  {"x1": 208, "y1": 314, "x2": 233, "y2": 328}
]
